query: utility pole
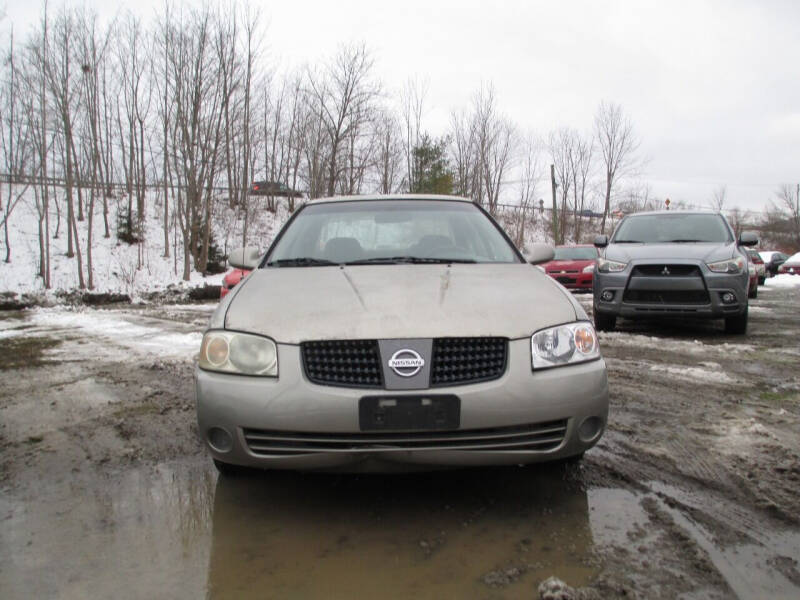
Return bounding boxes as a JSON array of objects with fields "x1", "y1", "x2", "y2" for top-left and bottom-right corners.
[{"x1": 550, "y1": 164, "x2": 558, "y2": 244}]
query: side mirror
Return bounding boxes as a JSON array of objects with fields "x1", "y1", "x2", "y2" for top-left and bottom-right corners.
[
  {"x1": 228, "y1": 246, "x2": 261, "y2": 270},
  {"x1": 738, "y1": 231, "x2": 758, "y2": 247},
  {"x1": 594, "y1": 235, "x2": 609, "y2": 248},
  {"x1": 525, "y1": 243, "x2": 555, "y2": 265}
]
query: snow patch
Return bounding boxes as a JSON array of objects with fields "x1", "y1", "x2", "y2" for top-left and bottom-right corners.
[
  {"x1": 0, "y1": 185, "x2": 291, "y2": 296},
  {"x1": 765, "y1": 274, "x2": 800, "y2": 289},
  {"x1": 648, "y1": 362, "x2": 740, "y2": 385},
  {"x1": 19, "y1": 308, "x2": 201, "y2": 360},
  {"x1": 599, "y1": 331, "x2": 754, "y2": 354}
]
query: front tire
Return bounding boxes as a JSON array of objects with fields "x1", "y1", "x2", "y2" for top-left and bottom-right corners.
[
  {"x1": 594, "y1": 311, "x2": 616, "y2": 332},
  {"x1": 724, "y1": 306, "x2": 748, "y2": 335},
  {"x1": 748, "y1": 285, "x2": 758, "y2": 299}
]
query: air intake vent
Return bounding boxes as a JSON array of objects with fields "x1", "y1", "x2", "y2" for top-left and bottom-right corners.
[
  {"x1": 301, "y1": 340, "x2": 383, "y2": 388},
  {"x1": 431, "y1": 337, "x2": 507, "y2": 386},
  {"x1": 243, "y1": 419, "x2": 567, "y2": 456}
]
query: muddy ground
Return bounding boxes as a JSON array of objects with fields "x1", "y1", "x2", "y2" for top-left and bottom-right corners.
[{"x1": 1, "y1": 285, "x2": 799, "y2": 599}]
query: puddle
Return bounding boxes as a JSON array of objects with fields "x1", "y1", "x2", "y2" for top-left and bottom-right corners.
[
  {"x1": 0, "y1": 459, "x2": 215, "y2": 600},
  {"x1": 0, "y1": 461, "x2": 622, "y2": 599}
]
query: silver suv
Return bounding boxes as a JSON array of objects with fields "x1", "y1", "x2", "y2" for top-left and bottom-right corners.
[{"x1": 592, "y1": 211, "x2": 758, "y2": 334}]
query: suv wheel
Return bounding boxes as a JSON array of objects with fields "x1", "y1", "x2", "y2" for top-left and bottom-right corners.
[
  {"x1": 724, "y1": 306, "x2": 748, "y2": 335},
  {"x1": 594, "y1": 312, "x2": 616, "y2": 332}
]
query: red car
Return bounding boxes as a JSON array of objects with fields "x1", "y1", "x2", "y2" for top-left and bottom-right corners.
[
  {"x1": 778, "y1": 252, "x2": 800, "y2": 275},
  {"x1": 220, "y1": 268, "x2": 250, "y2": 298},
  {"x1": 747, "y1": 259, "x2": 758, "y2": 299},
  {"x1": 541, "y1": 245, "x2": 599, "y2": 291}
]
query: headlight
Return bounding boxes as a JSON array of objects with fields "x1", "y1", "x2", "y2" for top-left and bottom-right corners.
[
  {"x1": 596, "y1": 258, "x2": 627, "y2": 273},
  {"x1": 531, "y1": 322, "x2": 600, "y2": 370},
  {"x1": 583, "y1": 263, "x2": 595, "y2": 273},
  {"x1": 707, "y1": 256, "x2": 745, "y2": 274},
  {"x1": 199, "y1": 330, "x2": 278, "y2": 376}
]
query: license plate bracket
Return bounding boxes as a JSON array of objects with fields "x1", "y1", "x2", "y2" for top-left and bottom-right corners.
[{"x1": 359, "y1": 395, "x2": 460, "y2": 431}]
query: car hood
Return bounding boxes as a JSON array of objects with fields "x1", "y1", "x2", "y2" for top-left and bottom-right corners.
[
  {"x1": 221, "y1": 264, "x2": 578, "y2": 343},
  {"x1": 604, "y1": 242, "x2": 736, "y2": 264}
]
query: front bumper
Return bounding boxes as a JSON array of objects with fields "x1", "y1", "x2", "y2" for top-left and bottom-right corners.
[
  {"x1": 593, "y1": 261, "x2": 749, "y2": 319},
  {"x1": 195, "y1": 339, "x2": 608, "y2": 472},
  {"x1": 547, "y1": 272, "x2": 593, "y2": 290}
]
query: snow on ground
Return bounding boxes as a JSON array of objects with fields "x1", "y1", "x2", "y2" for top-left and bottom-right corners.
[
  {"x1": 598, "y1": 331, "x2": 754, "y2": 355},
  {"x1": 0, "y1": 307, "x2": 201, "y2": 360},
  {"x1": 765, "y1": 274, "x2": 800, "y2": 288},
  {"x1": 648, "y1": 362, "x2": 741, "y2": 385},
  {"x1": 0, "y1": 185, "x2": 292, "y2": 297},
  {"x1": 748, "y1": 305, "x2": 772, "y2": 314}
]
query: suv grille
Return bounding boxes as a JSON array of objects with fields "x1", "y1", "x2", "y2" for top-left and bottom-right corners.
[
  {"x1": 631, "y1": 264, "x2": 700, "y2": 277},
  {"x1": 623, "y1": 290, "x2": 710, "y2": 304},
  {"x1": 301, "y1": 337, "x2": 508, "y2": 389},
  {"x1": 243, "y1": 419, "x2": 567, "y2": 456},
  {"x1": 301, "y1": 340, "x2": 383, "y2": 388},
  {"x1": 431, "y1": 337, "x2": 507, "y2": 386}
]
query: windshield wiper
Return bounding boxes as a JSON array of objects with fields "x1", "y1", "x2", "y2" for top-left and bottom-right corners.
[
  {"x1": 614, "y1": 239, "x2": 643, "y2": 243},
  {"x1": 344, "y1": 256, "x2": 476, "y2": 265},
  {"x1": 665, "y1": 239, "x2": 703, "y2": 243},
  {"x1": 265, "y1": 257, "x2": 339, "y2": 267}
]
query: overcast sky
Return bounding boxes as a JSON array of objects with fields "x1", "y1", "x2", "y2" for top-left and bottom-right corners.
[{"x1": 2, "y1": 0, "x2": 799, "y2": 212}]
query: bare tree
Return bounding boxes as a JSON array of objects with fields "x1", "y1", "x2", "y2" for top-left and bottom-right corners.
[
  {"x1": 513, "y1": 133, "x2": 542, "y2": 247},
  {"x1": 307, "y1": 43, "x2": 381, "y2": 198},
  {"x1": 44, "y1": 7, "x2": 85, "y2": 287},
  {"x1": 169, "y1": 7, "x2": 226, "y2": 279},
  {"x1": 548, "y1": 128, "x2": 575, "y2": 244},
  {"x1": 594, "y1": 101, "x2": 640, "y2": 233},
  {"x1": 710, "y1": 184, "x2": 727, "y2": 211},
  {"x1": 0, "y1": 29, "x2": 33, "y2": 263},
  {"x1": 775, "y1": 184, "x2": 800, "y2": 247},
  {"x1": 374, "y1": 110, "x2": 403, "y2": 194},
  {"x1": 76, "y1": 9, "x2": 113, "y2": 288},
  {"x1": 449, "y1": 84, "x2": 516, "y2": 214},
  {"x1": 401, "y1": 77, "x2": 427, "y2": 191}
]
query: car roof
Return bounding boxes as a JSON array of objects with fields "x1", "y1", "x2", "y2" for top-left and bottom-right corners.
[{"x1": 307, "y1": 194, "x2": 473, "y2": 205}]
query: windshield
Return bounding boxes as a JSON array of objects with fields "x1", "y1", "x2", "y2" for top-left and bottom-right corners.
[
  {"x1": 265, "y1": 200, "x2": 520, "y2": 266},
  {"x1": 612, "y1": 214, "x2": 732, "y2": 244},
  {"x1": 553, "y1": 247, "x2": 598, "y2": 260}
]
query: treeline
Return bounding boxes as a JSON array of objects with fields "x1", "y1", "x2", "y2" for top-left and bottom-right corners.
[{"x1": 1, "y1": 3, "x2": 796, "y2": 291}]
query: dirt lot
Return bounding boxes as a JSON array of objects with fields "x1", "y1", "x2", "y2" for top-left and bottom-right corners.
[{"x1": 1, "y1": 285, "x2": 799, "y2": 599}]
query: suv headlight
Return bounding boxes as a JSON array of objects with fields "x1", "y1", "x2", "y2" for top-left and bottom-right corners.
[
  {"x1": 596, "y1": 258, "x2": 627, "y2": 273},
  {"x1": 531, "y1": 322, "x2": 600, "y2": 370},
  {"x1": 707, "y1": 256, "x2": 745, "y2": 274},
  {"x1": 199, "y1": 330, "x2": 278, "y2": 376}
]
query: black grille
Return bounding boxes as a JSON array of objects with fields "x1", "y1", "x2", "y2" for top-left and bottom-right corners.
[
  {"x1": 623, "y1": 290, "x2": 710, "y2": 304},
  {"x1": 301, "y1": 340, "x2": 383, "y2": 388},
  {"x1": 431, "y1": 337, "x2": 507, "y2": 387},
  {"x1": 243, "y1": 419, "x2": 567, "y2": 456},
  {"x1": 631, "y1": 264, "x2": 700, "y2": 277}
]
